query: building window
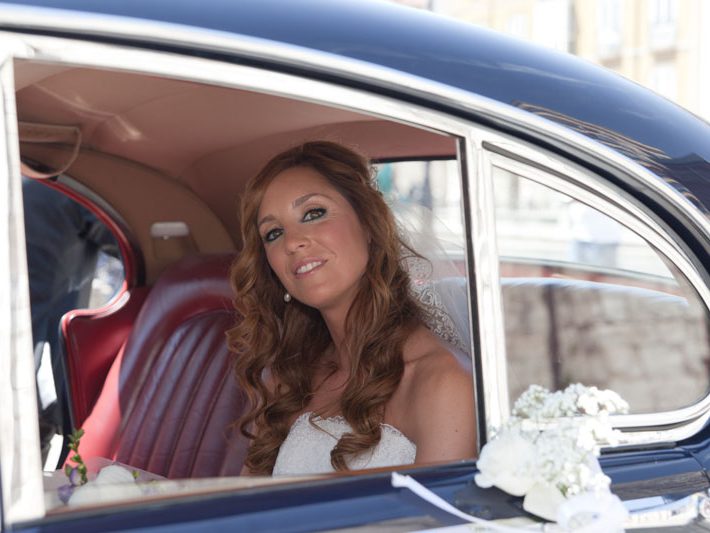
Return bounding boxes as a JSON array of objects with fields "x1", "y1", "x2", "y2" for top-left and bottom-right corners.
[
  {"x1": 650, "y1": 0, "x2": 676, "y2": 25},
  {"x1": 597, "y1": 0, "x2": 623, "y2": 58},
  {"x1": 649, "y1": 0, "x2": 677, "y2": 50},
  {"x1": 532, "y1": 0, "x2": 572, "y2": 52}
]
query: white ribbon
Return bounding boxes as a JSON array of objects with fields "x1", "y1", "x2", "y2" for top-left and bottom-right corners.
[
  {"x1": 392, "y1": 472, "x2": 543, "y2": 532},
  {"x1": 392, "y1": 472, "x2": 628, "y2": 532}
]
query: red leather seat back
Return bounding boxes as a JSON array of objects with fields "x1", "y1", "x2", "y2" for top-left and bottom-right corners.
[
  {"x1": 78, "y1": 254, "x2": 248, "y2": 478},
  {"x1": 63, "y1": 287, "x2": 150, "y2": 427}
]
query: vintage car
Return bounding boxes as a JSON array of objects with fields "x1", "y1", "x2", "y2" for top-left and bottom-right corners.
[{"x1": 1, "y1": 0, "x2": 709, "y2": 531}]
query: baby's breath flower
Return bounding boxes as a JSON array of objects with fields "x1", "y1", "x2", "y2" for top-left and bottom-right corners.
[
  {"x1": 511, "y1": 384, "x2": 549, "y2": 418},
  {"x1": 476, "y1": 383, "x2": 628, "y2": 523}
]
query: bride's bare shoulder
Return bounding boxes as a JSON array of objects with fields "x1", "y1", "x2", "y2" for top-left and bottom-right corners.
[
  {"x1": 402, "y1": 326, "x2": 468, "y2": 374},
  {"x1": 398, "y1": 326, "x2": 473, "y2": 409},
  {"x1": 395, "y1": 326, "x2": 476, "y2": 458}
]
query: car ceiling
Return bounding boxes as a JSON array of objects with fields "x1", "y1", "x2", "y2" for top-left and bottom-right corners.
[{"x1": 14, "y1": 60, "x2": 457, "y2": 282}]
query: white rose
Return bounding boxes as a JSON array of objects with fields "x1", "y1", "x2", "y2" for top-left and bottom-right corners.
[
  {"x1": 577, "y1": 392, "x2": 600, "y2": 416},
  {"x1": 474, "y1": 431, "x2": 536, "y2": 496},
  {"x1": 522, "y1": 482, "x2": 566, "y2": 522},
  {"x1": 69, "y1": 464, "x2": 141, "y2": 506},
  {"x1": 69, "y1": 481, "x2": 142, "y2": 506},
  {"x1": 95, "y1": 464, "x2": 137, "y2": 485},
  {"x1": 599, "y1": 389, "x2": 630, "y2": 414}
]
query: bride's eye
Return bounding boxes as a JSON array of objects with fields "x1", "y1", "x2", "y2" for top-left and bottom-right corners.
[
  {"x1": 263, "y1": 227, "x2": 283, "y2": 243},
  {"x1": 303, "y1": 207, "x2": 326, "y2": 222}
]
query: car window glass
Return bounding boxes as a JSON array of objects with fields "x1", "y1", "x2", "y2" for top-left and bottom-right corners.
[
  {"x1": 376, "y1": 159, "x2": 471, "y2": 364},
  {"x1": 88, "y1": 251, "x2": 124, "y2": 308},
  {"x1": 491, "y1": 164, "x2": 710, "y2": 414},
  {"x1": 376, "y1": 160, "x2": 465, "y2": 248}
]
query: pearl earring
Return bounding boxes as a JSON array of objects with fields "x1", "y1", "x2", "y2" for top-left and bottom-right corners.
[{"x1": 283, "y1": 292, "x2": 292, "y2": 303}]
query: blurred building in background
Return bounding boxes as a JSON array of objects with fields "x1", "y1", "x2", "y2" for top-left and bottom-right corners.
[{"x1": 391, "y1": 0, "x2": 710, "y2": 122}]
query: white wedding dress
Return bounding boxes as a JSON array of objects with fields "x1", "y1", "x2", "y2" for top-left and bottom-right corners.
[{"x1": 272, "y1": 412, "x2": 417, "y2": 476}]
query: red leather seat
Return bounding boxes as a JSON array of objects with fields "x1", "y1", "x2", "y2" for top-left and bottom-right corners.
[
  {"x1": 75, "y1": 254, "x2": 248, "y2": 478},
  {"x1": 63, "y1": 286, "x2": 150, "y2": 428}
]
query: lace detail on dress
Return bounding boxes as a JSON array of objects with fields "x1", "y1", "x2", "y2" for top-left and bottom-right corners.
[
  {"x1": 405, "y1": 254, "x2": 467, "y2": 354},
  {"x1": 272, "y1": 412, "x2": 416, "y2": 476}
]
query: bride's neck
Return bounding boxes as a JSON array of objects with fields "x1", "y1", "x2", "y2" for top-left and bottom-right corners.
[{"x1": 321, "y1": 313, "x2": 352, "y2": 368}]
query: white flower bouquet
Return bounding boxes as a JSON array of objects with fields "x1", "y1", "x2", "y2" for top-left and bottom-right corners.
[{"x1": 475, "y1": 384, "x2": 630, "y2": 530}]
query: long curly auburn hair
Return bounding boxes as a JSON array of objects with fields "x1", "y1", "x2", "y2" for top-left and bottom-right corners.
[{"x1": 227, "y1": 141, "x2": 424, "y2": 475}]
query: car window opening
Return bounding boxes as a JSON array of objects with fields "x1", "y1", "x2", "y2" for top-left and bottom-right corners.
[{"x1": 13, "y1": 59, "x2": 477, "y2": 512}]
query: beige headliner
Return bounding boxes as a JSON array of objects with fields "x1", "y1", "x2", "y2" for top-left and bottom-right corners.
[{"x1": 15, "y1": 60, "x2": 457, "y2": 282}]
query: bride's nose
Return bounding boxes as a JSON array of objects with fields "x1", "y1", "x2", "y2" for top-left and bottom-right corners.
[{"x1": 284, "y1": 227, "x2": 309, "y2": 253}]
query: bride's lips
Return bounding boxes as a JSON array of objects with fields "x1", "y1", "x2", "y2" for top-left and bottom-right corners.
[{"x1": 292, "y1": 258, "x2": 327, "y2": 278}]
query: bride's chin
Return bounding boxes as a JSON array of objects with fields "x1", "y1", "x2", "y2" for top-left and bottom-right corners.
[{"x1": 293, "y1": 286, "x2": 358, "y2": 314}]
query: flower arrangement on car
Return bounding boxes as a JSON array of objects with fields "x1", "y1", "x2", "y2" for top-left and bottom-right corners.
[
  {"x1": 474, "y1": 383, "x2": 629, "y2": 527},
  {"x1": 393, "y1": 383, "x2": 630, "y2": 531}
]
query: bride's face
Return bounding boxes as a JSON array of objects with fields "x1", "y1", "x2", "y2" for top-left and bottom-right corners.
[{"x1": 257, "y1": 166, "x2": 370, "y2": 314}]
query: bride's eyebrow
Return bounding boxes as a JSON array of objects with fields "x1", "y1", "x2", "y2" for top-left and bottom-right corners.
[
  {"x1": 292, "y1": 192, "x2": 332, "y2": 208},
  {"x1": 257, "y1": 193, "x2": 333, "y2": 229},
  {"x1": 257, "y1": 214, "x2": 275, "y2": 230}
]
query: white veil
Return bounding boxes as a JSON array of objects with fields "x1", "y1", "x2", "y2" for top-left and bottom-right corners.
[{"x1": 390, "y1": 201, "x2": 472, "y2": 366}]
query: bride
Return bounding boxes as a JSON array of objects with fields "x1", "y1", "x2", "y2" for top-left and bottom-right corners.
[{"x1": 228, "y1": 141, "x2": 475, "y2": 476}]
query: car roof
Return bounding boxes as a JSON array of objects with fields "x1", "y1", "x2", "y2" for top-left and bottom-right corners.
[{"x1": 1, "y1": 0, "x2": 709, "y2": 210}]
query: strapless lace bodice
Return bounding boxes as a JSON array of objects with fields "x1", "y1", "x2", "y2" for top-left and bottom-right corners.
[{"x1": 272, "y1": 412, "x2": 416, "y2": 476}]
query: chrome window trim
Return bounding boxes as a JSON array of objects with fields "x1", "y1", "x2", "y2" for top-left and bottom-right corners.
[
  {"x1": 456, "y1": 138, "x2": 484, "y2": 447},
  {"x1": 0, "y1": 13, "x2": 705, "y2": 453},
  {"x1": 466, "y1": 139, "x2": 509, "y2": 437},
  {"x1": 0, "y1": 48, "x2": 45, "y2": 523}
]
